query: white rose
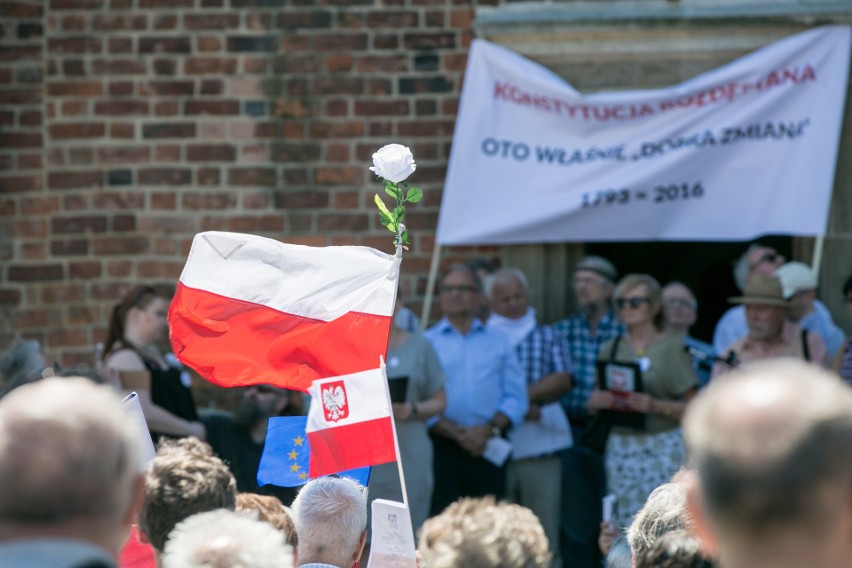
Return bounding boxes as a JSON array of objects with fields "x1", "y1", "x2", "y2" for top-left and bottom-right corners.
[{"x1": 369, "y1": 144, "x2": 416, "y2": 183}]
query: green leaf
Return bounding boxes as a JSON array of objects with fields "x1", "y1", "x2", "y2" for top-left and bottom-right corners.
[
  {"x1": 384, "y1": 182, "x2": 400, "y2": 199},
  {"x1": 374, "y1": 194, "x2": 392, "y2": 216},
  {"x1": 384, "y1": 221, "x2": 396, "y2": 233},
  {"x1": 378, "y1": 210, "x2": 393, "y2": 226},
  {"x1": 402, "y1": 230, "x2": 410, "y2": 244},
  {"x1": 405, "y1": 187, "x2": 423, "y2": 203}
]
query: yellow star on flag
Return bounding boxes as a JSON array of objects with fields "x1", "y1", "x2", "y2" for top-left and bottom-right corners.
[
  {"x1": 299, "y1": 472, "x2": 307, "y2": 480},
  {"x1": 288, "y1": 449, "x2": 298, "y2": 460},
  {"x1": 290, "y1": 463, "x2": 301, "y2": 472},
  {"x1": 293, "y1": 435, "x2": 304, "y2": 446}
]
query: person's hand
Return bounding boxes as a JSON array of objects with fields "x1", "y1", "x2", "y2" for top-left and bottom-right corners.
[
  {"x1": 598, "y1": 520, "x2": 620, "y2": 556},
  {"x1": 457, "y1": 424, "x2": 491, "y2": 457},
  {"x1": 587, "y1": 389, "x2": 615, "y2": 412},
  {"x1": 627, "y1": 392, "x2": 654, "y2": 414},
  {"x1": 525, "y1": 402, "x2": 542, "y2": 421},
  {"x1": 189, "y1": 421, "x2": 207, "y2": 441},
  {"x1": 392, "y1": 402, "x2": 413, "y2": 421}
]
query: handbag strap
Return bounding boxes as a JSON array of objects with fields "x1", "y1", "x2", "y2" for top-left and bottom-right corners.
[{"x1": 609, "y1": 334, "x2": 623, "y2": 362}]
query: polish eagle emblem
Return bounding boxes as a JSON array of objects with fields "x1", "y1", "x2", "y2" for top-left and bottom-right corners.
[{"x1": 321, "y1": 381, "x2": 349, "y2": 422}]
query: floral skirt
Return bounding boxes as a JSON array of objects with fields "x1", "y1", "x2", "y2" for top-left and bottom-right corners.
[{"x1": 604, "y1": 428, "x2": 686, "y2": 529}]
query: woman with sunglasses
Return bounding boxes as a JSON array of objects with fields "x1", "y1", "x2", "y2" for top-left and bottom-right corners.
[
  {"x1": 587, "y1": 274, "x2": 697, "y2": 529},
  {"x1": 102, "y1": 285, "x2": 205, "y2": 442}
]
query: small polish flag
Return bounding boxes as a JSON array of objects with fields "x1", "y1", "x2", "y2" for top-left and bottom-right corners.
[
  {"x1": 306, "y1": 366, "x2": 397, "y2": 477},
  {"x1": 169, "y1": 232, "x2": 399, "y2": 392}
]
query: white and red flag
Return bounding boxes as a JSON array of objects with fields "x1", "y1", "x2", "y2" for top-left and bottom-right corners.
[
  {"x1": 168, "y1": 231, "x2": 399, "y2": 392},
  {"x1": 306, "y1": 366, "x2": 397, "y2": 477}
]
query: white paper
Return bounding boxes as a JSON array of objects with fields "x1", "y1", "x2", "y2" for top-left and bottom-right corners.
[
  {"x1": 122, "y1": 392, "x2": 156, "y2": 466},
  {"x1": 482, "y1": 436, "x2": 513, "y2": 467},
  {"x1": 367, "y1": 499, "x2": 417, "y2": 568},
  {"x1": 602, "y1": 494, "x2": 618, "y2": 523},
  {"x1": 508, "y1": 403, "x2": 573, "y2": 460}
]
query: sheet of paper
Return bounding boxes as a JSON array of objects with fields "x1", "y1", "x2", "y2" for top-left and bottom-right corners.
[
  {"x1": 482, "y1": 435, "x2": 512, "y2": 467},
  {"x1": 122, "y1": 392, "x2": 156, "y2": 465},
  {"x1": 367, "y1": 499, "x2": 417, "y2": 568},
  {"x1": 508, "y1": 402, "x2": 573, "y2": 460}
]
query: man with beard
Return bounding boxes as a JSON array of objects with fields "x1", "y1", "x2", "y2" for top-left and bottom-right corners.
[{"x1": 203, "y1": 385, "x2": 298, "y2": 504}]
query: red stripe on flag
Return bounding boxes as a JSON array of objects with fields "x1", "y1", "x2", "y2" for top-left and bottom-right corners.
[
  {"x1": 307, "y1": 416, "x2": 397, "y2": 477},
  {"x1": 168, "y1": 283, "x2": 392, "y2": 393}
]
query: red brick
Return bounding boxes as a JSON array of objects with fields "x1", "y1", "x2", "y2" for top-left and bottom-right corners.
[
  {"x1": 154, "y1": 145, "x2": 181, "y2": 161},
  {"x1": 356, "y1": 55, "x2": 408, "y2": 73},
  {"x1": 242, "y1": 191, "x2": 270, "y2": 209},
  {"x1": 277, "y1": 11, "x2": 332, "y2": 29},
  {"x1": 200, "y1": 79, "x2": 223, "y2": 95},
  {"x1": 184, "y1": 100, "x2": 239, "y2": 115},
  {"x1": 182, "y1": 192, "x2": 236, "y2": 210},
  {"x1": 49, "y1": 122, "x2": 106, "y2": 139},
  {"x1": 354, "y1": 100, "x2": 409, "y2": 116},
  {"x1": 336, "y1": 12, "x2": 364, "y2": 28},
  {"x1": 108, "y1": 81, "x2": 134, "y2": 96},
  {"x1": 2, "y1": 2, "x2": 44, "y2": 17},
  {"x1": 0, "y1": 89, "x2": 42, "y2": 104},
  {"x1": 108, "y1": 37, "x2": 133, "y2": 53},
  {"x1": 92, "y1": 191, "x2": 144, "y2": 209},
  {"x1": 374, "y1": 33, "x2": 398, "y2": 49},
  {"x1": 317, "y1": 213, "x2": 368, "y2": 232},
  {"x1": 227, "y1": 215, "x2": 283, "y2": 232},
  {"x1": 315, "y1": 166, "x2": 362, "y2": 185},
  {"x1": 228, "y1": 167, "x2": 276, "y2": 186},
  {"x1": 186, "y1": 144, "x2": 236, "y2": 162},
  {"x1": 138, "y1": 215, "x2": 194, "y2": 234},
  {"x1": 112, "y1": 214, "x2": 136, "y2": 231},
  {"x1": 139, "y1": 168, "x2": 191, "y2": 185},
  {"x1": 52, "y1": 215, "x2": 108, "y2": 233},
  {"x1": 273, "y1": 54, "x2": 321, "y2": 74},
  {"x1": 91, "y1": 236, "x2": 149, "y2": 255},
  {"x1": 39, "y1": 284, "x2": 85, "y2": 304},
  {"x1": 8, "y1": 264, "x2": 64, "y2": 282},
  {"x1": 0, "y1": 174, "x2": 43, "y2": 192},
  {"x1": 48, "y1": 170, "x2": 102, "y2": 190},
  {"x1": 47, "y1": 81, "x2": 104, "y2": 97},
  {"x1": 137, "y1": 260, "x2": 184, "y2": 278},
  {"x1": 325, "y1": 143, "x2": 349, "y2": 162},
  {"x1": 17, "y1": 153, "x2": 43, "y2": 169},
  {"x1": 271, "y1": 142, "x2": 321, "y2": 162},
  {"x1": 154, "y1": 101, "x2": 179, "y2": 116},
  {"x1": 106, "y1": 260, "x2": 132, "y2": 277},
  {"x1": 184, "y1": 57, "x2": 237, "y2": 74},
  {"x1": 15, "y1": 309, "x2": 63, "y2": 329},
  {"x1": 184, "y1": 14, "x2": 240, "y2": 29},
  {"x1": 20, "y1": 241, "x2": 46, "y2": 260},
  {"x1": 197, "y1": 35, "x2": 222, "y2": 52},
  {"x1": 314, "y1": 78, "x2": 363, "y2": 95},
  {"x1": 326, "y1": 54, "x2": 353, "y2": 72},
  {"x1": 0, "y1": 288, "x2": 22, "y2": 306},
  {"x1": 48, "y1": 37, "x2": 102, "y2": 54},
  {"x1": 20, "y1": 196, "x2": 60, "y2": 215},
  {"x1": 273, "y1": 191, "x2": 329, "y2": 209},
  {"x1": 62, "y1": 194, "x2": 89, "y2": 211},
  {"x1": 333, "y1": 190, "x2": 360, "y2": 209},
  {"x1": 0, "y1": 130, "x2": 41, "y2": 148},
  {"x1": 97, "y1": 146, "x2": 150, "y2": 164},
  {"x1": 110, "y1": 123, "x2": 135, "y2": 138},
  {"x1": 69, "y1": 147, "x2": 93, "y2": 165},
  {"x1": 366, "y1": 11, "x2": 418, "y2": 27},
  {"x1": 139, "y1": 36, "x2": 190, "y2": 54},
  {"x1": 92, "y1": 14, "x2": 147, "y2": 30},
  {"x1": 68, "y1": 261, "x2": 102, "y2": 279},
  {"x1": 60, "y1": 101, "x2": 87, "y2": 117},
  {"x1": 274, "y1": 99, "x2": 311, "y2": 118},
  {"x1": 67, "y1": 305, "x2": 101, "y2": 325},
  {"x1": 311, "y1": 33, "x2": 368, "y2": 52},
  {"x1": 51, "y1": 239, "x2": 89, "y2": 255},
  {"x1": 197, "y1": 168, "x2": 221, "y2": 186},
  {"x1": 94, "y1": 101, "x2": 149, "y2": 115},
  {"x1": 155, "y1": 14, "x2": 179, "y2": 29},
  {"x1": 145, "y1": 80, "x2": 195, "y2": 96},
  {"x1": 141, "y1": 0, "x2": 193, "y2": 7},
  {"x1": 92, "y1": 59, "x2": 147, "y2": 75}
]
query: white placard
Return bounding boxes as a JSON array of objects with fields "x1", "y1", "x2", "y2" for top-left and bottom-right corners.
[{"x1": 367, "y1": 499, "x2": 417, "y2": 568}]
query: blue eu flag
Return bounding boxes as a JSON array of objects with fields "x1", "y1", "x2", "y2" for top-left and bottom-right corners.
[{"x1": 257, "y1": 416, "x2": 371, "y2": 488}]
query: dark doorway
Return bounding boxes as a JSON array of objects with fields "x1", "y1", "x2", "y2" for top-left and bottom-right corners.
[{"x1": 586, "y1": 236, "x2": 793, "y2": 343}]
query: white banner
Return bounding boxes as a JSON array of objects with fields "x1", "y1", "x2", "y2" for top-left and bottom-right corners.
[{"x1": 436, "y1": 26, "x2": 851, "y2": 245}]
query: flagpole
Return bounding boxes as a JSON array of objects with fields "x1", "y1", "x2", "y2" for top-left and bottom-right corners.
[
  {"x1": 812, "y1": 236, "x2": 825, "y2": 275},
  {"x1": 420, "y1": 243, "x2": 442, "y2": 331}
]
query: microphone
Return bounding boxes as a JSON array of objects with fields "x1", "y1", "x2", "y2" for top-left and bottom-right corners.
[{"x1": 684, "y1": 344, "x2": 738, "y2": 368}]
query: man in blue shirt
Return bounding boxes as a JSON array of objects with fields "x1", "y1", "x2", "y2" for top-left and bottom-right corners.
[
  {"x1": 552, "y1": 256, "x2": 623, "y2": 568},
  {"x1": 663, "y1": 282, "x2": 716, "y2": 387},
  {"x1": 425, "y1": 263, "x2": 528, "y2": 517}
]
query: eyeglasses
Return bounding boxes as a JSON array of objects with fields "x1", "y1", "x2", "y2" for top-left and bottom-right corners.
[
  {"x1": 615, "y1": 297, "x2": 652, "y2": 310},
  {"x1": 440, "y1": 285, "x2": 478, "y2": 295},
  {"x1": 664, "y1": 298, "x2": 696, "y2": 310}
]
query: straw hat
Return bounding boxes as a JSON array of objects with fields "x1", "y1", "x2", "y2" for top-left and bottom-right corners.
[{"x1": 728, "y1": 274, "x2": 789, "y2": 307}]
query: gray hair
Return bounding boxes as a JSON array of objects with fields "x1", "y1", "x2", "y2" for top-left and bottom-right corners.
[
  {"x1": 683, "y1": 359, "x2": 852, "y2": 541},
  {"x1": 0, "y1": 377, "x2": 142, "y2": 526},
  {"x1": 733, "y1": 244, "x2": 763, "y2": 291},
  {"x1": 483, "y1": 267, "x2": 529, "y2": 300},
  {"x1": 162, "y1": 509, "x2": 294, "y2": 568},
  {"x1": 606, "y1": 535, "x2": 632, "y2": 568},
  {"x1": 626, "y1": 483, "x2": 690, "y2": 559},
  {"x1": 0, "y1": 340, "x2": 46, "y2": 395},
  {"x1": 291, "y1": 476, "x2": 367, "y2": 566}
]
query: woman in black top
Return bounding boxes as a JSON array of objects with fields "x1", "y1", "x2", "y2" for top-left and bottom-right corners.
[{"x1": 102, "y1": 285, "x2": 204, "y2": 442}]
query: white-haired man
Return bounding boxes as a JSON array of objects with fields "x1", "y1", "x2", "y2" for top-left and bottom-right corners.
[
  {"x1": 684, "y1": 359, "x2": 852, "y2": 568},
  {"x1": 290, "y1": 476, "x2": 368, "y2": 568},
  {"x1": 486, "y1": 267, "x2": 573, "y2": 567},
  {"x1": 0, "y1": 377, "x2": 145, "y2": 567},
  {"x1": 162, "y1": 509, "x2": 294, "y2": 568}
]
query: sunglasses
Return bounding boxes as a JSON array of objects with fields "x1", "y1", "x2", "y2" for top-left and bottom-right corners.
[{"x1": 615, "y1": 297, "x2": 652, "y2": 310}]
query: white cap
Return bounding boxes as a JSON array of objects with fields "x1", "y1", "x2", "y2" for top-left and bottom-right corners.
[{"x1": 774, "y1": 262, "x2": 817, "y2": 299}]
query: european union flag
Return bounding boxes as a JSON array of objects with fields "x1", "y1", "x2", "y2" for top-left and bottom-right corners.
[{"x1": 257, "y1": 416, "x2": 371, "y2": 488}]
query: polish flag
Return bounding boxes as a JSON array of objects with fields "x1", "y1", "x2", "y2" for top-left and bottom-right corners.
[
  {"x1": 168, "y1": 232, "x2": 399, "y2": 393},
  {"x1": 306, "y1": 366, "x2": 397, "y2": 477}
]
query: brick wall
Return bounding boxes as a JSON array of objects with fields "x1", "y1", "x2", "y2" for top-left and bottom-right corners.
[{"x1": 0, "y1": 0, "x2": 502, "y2": 403}]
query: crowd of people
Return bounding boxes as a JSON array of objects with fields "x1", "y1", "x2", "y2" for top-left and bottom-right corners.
[{"x1": 1, "y1": 240, "x2": 851, "y2": 568}]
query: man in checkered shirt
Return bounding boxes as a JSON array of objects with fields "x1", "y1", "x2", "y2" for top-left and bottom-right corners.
[
  {"x1": 552, "y1": 256, "x2": 623, "y2": 568},
  {"x1": 486, "y1": 267, "x2": 573, "y2": 568}
]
